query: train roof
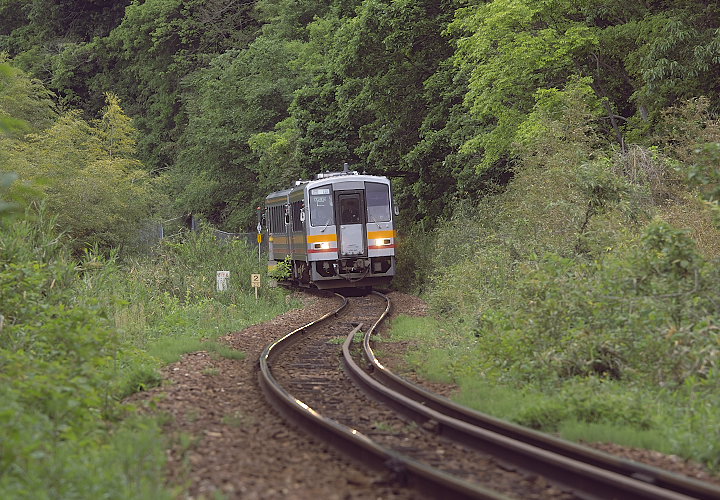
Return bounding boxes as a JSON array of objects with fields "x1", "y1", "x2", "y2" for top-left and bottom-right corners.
[
  {"x1": 306, "y1": 173, "x2": 390, "y2": 190},
  {"x1": 265, "y1": 187, "x2": 292, "y2": 204},
  {"x1": 265, "y1": 172, "x2": 390, "y2": 204}
]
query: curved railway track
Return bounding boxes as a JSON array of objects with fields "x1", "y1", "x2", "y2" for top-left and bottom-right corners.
[{"x1": 259, "y1": 291, "x2": 720, "y2": 499}]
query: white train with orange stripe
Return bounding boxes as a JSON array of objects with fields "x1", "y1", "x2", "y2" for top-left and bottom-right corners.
[{"x1": 264, "y1": 165, "x2": 397, "y2": 289}]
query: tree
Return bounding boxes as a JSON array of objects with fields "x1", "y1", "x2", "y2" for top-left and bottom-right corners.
[
  {"x1": 0, "y1": 0, "x2": 131, "y2": 88},
  {"x1": 284, "y1": 0, "x2": 465, "y2": 223},
  {"x1": 450, "y1": 0, "x2": 720, "y2": 172},
  {"x1": 76, "y1": 0, "x2": 260, "y2": 170},
  {"x1": 172, "y1": 34, "x2": 309, "y2": 228},
  {"x1": 169, "y1": 0, "x2": 362, "y2": 228},
  {"x1": 450, "y1": 0, "x2": 599, "y2": 171},
  {"x1": 96, "y1": 92, "x2": 137, "y2": 159},
  {"x1": 0, "y1": 58, "x2": 57, "y2": 133},
  {"x1": 1, "y1": 61, "x2": 53, "y2": 220},
  {"x1": 2, "y1": 76, "x2": 161, "y2": 252}
]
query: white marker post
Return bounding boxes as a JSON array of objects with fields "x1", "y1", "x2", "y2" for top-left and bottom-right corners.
[
  {"x1": 216, "y1": 271, "x2": 230, "y2": 292},
  {"x1": 251, "y1": 273, "x2": 261, "y2": 300}
]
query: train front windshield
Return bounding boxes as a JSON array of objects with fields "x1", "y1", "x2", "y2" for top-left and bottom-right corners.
[
  {"x1": 310, "y1": 185, "x2": 334, "y2": 226},
  {"x1": 365, "y1": 182, "x2": 391, "y2": 222}
]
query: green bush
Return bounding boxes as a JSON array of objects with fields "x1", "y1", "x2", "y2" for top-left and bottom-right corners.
[
  {"x1": 404, "y1": 205, "x2": 720, "y2": 466},
  {"x1": 0, "y1": 208, "x2": 170, "y2": 498},
  {"x1": 393, "y1": 226, "x2": 436, "y2": 293},
  {"x1": 389, "y1": 88, "x2": 720, "y2": 468},
  {"x1": 80, "y1": 227, "x2": 292, "y2": 348},
  {"x1": 268, "y1": 255, "x2": 292, "y2": 281},
  {"x1": 0, "y1": 207, "x2": 296, "y2": 497}
]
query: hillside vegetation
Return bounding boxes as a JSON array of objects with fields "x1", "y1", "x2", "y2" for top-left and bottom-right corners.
[
  {"x1": 392, "y1": 86, "x2": 720, "y2": 467},
  {"x1": 2, "y1": 0, "x2": 720, "y2": 492},
  {"x1": 1, "y1": 65, "x2": 292, "y2": 496},
  {"x1": 3, "y1": 0, "x2": 718, "y2": 229},
  {"x1": 0, "y1": 200, "x2": 292, "y2": 496}
]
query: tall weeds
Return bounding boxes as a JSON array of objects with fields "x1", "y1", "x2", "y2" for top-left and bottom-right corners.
[
  {"x1": 0, "y1": 209, "x2": 294, "y2": 497},
  {"x1": 394, "y1": 93, "x2": 720, "y2": 468}
]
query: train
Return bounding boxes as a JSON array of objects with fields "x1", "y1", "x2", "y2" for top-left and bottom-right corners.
[{"x1": 264, "y1": 164, "x2": 397, "y2": 289}]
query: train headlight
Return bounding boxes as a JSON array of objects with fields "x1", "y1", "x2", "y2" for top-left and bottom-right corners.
[
  {"x1": 376, "y1": 238, "x2": 392, "y2": 246},
  {"x1": 314, "y1": 242, "x2": 330, "y2": 250}
]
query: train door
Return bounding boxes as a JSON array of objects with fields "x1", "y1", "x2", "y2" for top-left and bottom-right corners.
[
  {"x1": 335, "y1": 191, "x2": 367, "y2": 257},
  {"x1": 284, "y1": 203, "x2": 291, "y2": 253}
]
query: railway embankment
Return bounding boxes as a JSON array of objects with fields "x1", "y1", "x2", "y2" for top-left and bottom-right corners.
[
  {"x1": 130, "y1": 291, "x2": 427, "y2": 499},
  {"x1": 390, "y1": 95, "x2": 720, "y2": 478},
  {"x1": 130, "y1": 290, "x2": 719, "y2": 498}
]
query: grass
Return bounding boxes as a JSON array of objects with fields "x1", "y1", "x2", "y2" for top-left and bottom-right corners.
[
  {"x1": 147, "y1": 338, "x2": 245, "y2": 364},
  {"x1": 559, "y1": 421, "x2": 670, "y2": 452},
  {"x1": 86, "y1": 230, "x2": 298, "y2": 387},
  {"x1": 0, "y1": 411, "x2": 175, "y2": 500},
  {"x1": 208, "y1": 343, "x2": 245, "y2": 361},
  {"x1": 371, "y1": 421, "x2": 396, "y2": 433},
  {"x1": 0, "y1": 217, "x2": 297, "y2": 498},
  {"x1": 390, "y1": 166, "x2": 720, "y2": 470},
  {"x1": 384, "y1": 315, "x2": 443, "y2": 342},
  {"x1": 388, "y1": 131, "x2": 720, "y2": 470},
  {"x1": 326, "y1": 330, "x2": 364, "y2": 344},
  {"x1": 394, "y1": 318, "x2": 719, "y2": 465},
  {"x1": 111, "y1": 288, "x2": 291, "y2": 351},
  {"x1": 148, "y1": 336, "x2": 209, "y2": 364},
  {"x1": 385, "y1": 315, "x2": 468, "y2": 384}
]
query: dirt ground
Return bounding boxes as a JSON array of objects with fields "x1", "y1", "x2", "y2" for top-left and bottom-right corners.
[{"x1": 129, "y1": 291, "x2": 719, "y2": 498}]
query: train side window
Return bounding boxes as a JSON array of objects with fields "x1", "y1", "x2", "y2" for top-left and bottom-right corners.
[
  {"x1": 310, "y1": 185, "x2": 334, "y2": 226},
  {"x1": 277, "y1": 206, "x2": 284, "y2": 231},
  {"x1": 269, "y1": 205, "x2": 284, "y2": 233},
  {"x1": 365, "y1": 182, "x2": 391, "y2": 222}
]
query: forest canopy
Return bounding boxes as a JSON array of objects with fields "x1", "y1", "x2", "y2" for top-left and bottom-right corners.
[{"x1": 1, "y1": 0, "x2": 719, "y2": 230}]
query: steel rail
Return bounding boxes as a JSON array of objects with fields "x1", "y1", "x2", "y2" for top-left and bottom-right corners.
[
  {"x1": 258, "y1": 292, "x2": 507, "y2": 500},
  {"x1": 345, "y1": 292, "x2": 720, "y2": 500}
]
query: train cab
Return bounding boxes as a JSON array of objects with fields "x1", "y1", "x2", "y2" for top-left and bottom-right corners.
[{"x1": 265, "y1": 166, "x2": 397, "y2": 289}]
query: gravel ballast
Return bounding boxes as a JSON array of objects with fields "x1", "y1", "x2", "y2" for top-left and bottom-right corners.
[{"x1": 130, "y1": 291, "x2": 719, "y2": 498}]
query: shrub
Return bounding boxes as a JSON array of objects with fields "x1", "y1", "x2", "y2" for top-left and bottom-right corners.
[
  {"x1": 268, "y1": 255, "x2": 292, "y2": 281},
  {"x1": 0, "y1": 207, "x2": 171, "y2": 497},
  {"x1": 2, "y1": 72, "x2": 164, "y2": 255},
  {"x1": 80, "y1": 226, "x2": 292, "y2": 349},
  {"x1": 392, "y1": 89, "x2": 720, "y2": 466}
]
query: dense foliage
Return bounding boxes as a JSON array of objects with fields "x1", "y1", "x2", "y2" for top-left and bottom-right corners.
[
  {"x1": 0, "y1": 206, "x2": 292, "y2": 496},
  {"x1": 3, "y1": 0, "x2": 719, "y2": 229},
  {"x1": 0, "y1": 206, "x2": 172, "y2": 498},
  {"x1": 2, "y1": 0, "x2": 720, "y2": 479},
  {"x1": 392, "y1": 86, "x2": 720, "y2": 467},
  {"x1": 1, "y1": 63, "x2": 162, "y2": 253},
  {"x1": 1, "y1": 48, "x2": 292, "y2": 496}
]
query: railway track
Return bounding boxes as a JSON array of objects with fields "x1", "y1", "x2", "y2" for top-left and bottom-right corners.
[{"x1": 258, "y1": 291, "x2": 720, "y2": 499}]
